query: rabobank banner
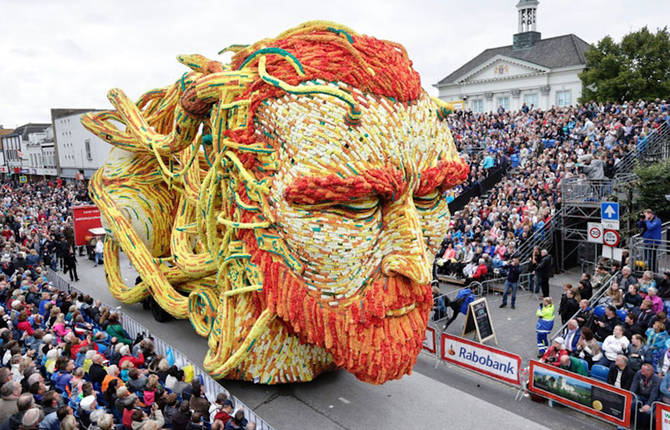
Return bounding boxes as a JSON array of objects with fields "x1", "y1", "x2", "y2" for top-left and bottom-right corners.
[{"x1": 441, "y1": 333, "x2": 521, "y2": 385}]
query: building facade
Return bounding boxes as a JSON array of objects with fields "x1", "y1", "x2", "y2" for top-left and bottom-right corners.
[
  {"x1": 51, "y1": 109, "x2": 109, "y2": 179},
  {"x1": 0, "y1": 123, "x2": 51, "y2": 176},
  {"x1": 436, "y1": 0, "x2": 591, "y2": 112}
]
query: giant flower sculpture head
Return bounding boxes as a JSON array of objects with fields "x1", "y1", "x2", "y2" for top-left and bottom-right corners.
[{"x1": 83, "y1": 21, "x2": 468, "y2": 385}]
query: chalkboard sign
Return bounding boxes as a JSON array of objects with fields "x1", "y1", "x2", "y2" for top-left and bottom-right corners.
[{"x1": 462, "y1": 297, "x2": 497, "y2": 345}]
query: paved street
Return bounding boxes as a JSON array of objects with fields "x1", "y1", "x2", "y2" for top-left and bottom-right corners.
[{"x1": 66, "y1": 253, "x2": 607, "y2": 430}]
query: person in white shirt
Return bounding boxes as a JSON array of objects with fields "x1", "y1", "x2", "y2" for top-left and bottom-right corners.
[
  {"x1": 598, "y1": 325, "x2": 630, "y2": 367},
  {"x1": 94, "y1": 238, "x2": 104, "y2": 267}
]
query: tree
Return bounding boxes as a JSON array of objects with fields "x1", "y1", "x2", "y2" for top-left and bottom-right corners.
[
  {"x1": 634, "y1": 159, "x2": 670, "y2": 223},
  {"x1": 579, "y1": 26, "x2": 670, "y2": 103}
]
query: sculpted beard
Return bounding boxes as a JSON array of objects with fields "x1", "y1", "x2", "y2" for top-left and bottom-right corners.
[{"x1": 247, "y1": 230, "x2": 433, "y2": 384}]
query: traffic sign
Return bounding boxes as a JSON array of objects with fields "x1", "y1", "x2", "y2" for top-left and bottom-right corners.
[
  {"x1": 602, "y1": 220, "x2": 620, "y2": 230},
  {"x1": 603, "y1": 229, "x2": 620, "y2": 247},
  {"x1": 587, "y1": 222, "x2": 603, "y2": 243},
  {"x1": 601, "y1": 202, "x2": 619, "y2": 221}
]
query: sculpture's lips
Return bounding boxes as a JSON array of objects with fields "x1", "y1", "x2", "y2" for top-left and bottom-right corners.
[{"x1": 385, "y1": 303, "x2": 416, "y2": 317}]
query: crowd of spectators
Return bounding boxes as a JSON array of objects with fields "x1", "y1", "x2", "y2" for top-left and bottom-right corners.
[
  {"x1": 435, "y1": 99, "x2": 670, "y2": 282},
  {"x1": 545, "y1": 266, "x2": 670, "y2": 428},
  {"x1": 0, "y1": 180, "x2": 254, "y2": 430}
]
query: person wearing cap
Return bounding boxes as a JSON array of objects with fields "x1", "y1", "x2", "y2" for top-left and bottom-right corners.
[
  {"x1": 79, "y1": 394, "x2": 97, "y2": 428},
  {"x1": 213, "y1": 398, "x2": 234, "y2": 425},
  {"x1": 209, "y1": 392, "x2": 230, "y2": 423},
  {"x1": 540, "y1": 336, "x2": 567, "y2": 366}
]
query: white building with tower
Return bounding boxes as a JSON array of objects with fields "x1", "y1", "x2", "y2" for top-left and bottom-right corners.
[{"x1": 436, "y1": 0, "x2": 591, "y2": 112}]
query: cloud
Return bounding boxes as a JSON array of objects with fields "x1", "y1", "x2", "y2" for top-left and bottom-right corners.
[{"x1": 0, "y1": 0, "x2": 668, "y2": 128}]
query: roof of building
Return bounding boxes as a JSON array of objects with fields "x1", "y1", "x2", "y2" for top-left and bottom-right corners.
[
  {"x1": 50, "y1": 108, "x2": 105, "y2": 122},
  {"x1": 0, "y1": 123, "x2": 50, "y2": 140},
  {"x1": 436, "y1": 33, "x2": 591, "y2": 86}
]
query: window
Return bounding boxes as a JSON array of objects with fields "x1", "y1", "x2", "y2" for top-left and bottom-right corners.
[
  {"x1": 472, "y1": 99, "x2": 484, "y2": 113},
  {"x1": 85, "y1": 139, "x2": 92, "y2": 161},
  {"x1": 524, "y1": 93, "x2": 538, "y2": 107},
  {"x1": 556, "y1": 90, "x2": 572, "y2": 107},
  {"x1": 496, "y1": 96, "x2": 510, "y2": 111}
]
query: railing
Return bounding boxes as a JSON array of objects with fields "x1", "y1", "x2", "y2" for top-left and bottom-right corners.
[
  {"x1": 45, "y1": 269, "x2": 275, "y2": 430},
  {"x1": 615, "y1": 121, "x2": 670, "y2": 174},
  {"x1": 561, "y1": 177, "x2": 617, "y2": 205},
  {"x1": 512, "y1": 218, "x2": 557, "y2": 264},
  {"x1": 629, "y1": 220, "x2": 670, "y2": 275},
  {"x1": 550, "y1": 271, "x2": 617, "y2": 339}
]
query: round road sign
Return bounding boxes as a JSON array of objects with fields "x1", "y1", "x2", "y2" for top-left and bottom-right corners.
[
  {"x1": 589, "y1": 225, "x2": 602, "y2": 241},
  {"x1": 603, "y1": 229, "x2": 620, "y2": 247}
]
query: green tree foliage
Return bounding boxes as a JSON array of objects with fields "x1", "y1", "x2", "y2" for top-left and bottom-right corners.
[
  {"x1": 634, "y1": 159, "x2": 670, "y2": 222},
  {"x1": 580, "y1": 26, "x2": 670, "y2": 103}
]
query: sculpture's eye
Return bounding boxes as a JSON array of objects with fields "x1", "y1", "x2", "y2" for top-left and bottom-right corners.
[
  {"x1": 413, "y1": 190, "x2": 442, "y2": 211},
  {"x1": 325, "y1": 198, "x2": 380, "y2": 220}
]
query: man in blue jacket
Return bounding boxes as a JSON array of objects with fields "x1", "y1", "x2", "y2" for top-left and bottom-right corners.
[{"x1": 639, "y1": 209, "x2": 662, "y2": 272}]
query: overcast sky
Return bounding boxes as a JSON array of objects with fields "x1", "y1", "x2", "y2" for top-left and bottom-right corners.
[{"x1": 0, "y1": 0, "x2": 668, "y2": 128}]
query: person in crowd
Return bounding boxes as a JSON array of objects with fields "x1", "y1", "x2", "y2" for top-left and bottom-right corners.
[
  {"x1": 658, "y1": 271, "x2": 670, "y2": 309},
  {"x1": 574, "y1": 299, "x2": 593, "y2": 328},
  {"x1": 598, "y1": 325, "x2": 630, "y2": 367},
  {"x1": 105, "y1": 314, "x2": 132, "y2": 345},
  {"x1": 562, "y1": 319, "x2": 581, "y2": 354},
  {"x1": 660, "y1": 369, "x2": 670, "y2": 405},
  {"x1": 627, "y1": 334, "x2": 650, "y2": 373},
  {"x1": 578, "y1": 273, "x2": 593, "y2": 301},
  {"x1": 540, "y1": 337, "x2": 567, "y2": 366},
  {"x1": 575, "y1": 327, "x2": 603, "y2": 368},
  {"x1": 535, "y1": 249, "x2": 553, "y2": 298},
  {"x1": 639, "y1": 209, "x2": 662, "y2": 272},
  {"x1": 619, "y1": 266, "x2": 639, "y2": 293},
  {"x1": 607, "y1": 355, "x2": 634, "y2": 390},
  {"x1": 536, "y1": 297, "x2": 555, "y2": 357},
  {"x1": 636, "y1": 299, "x2": 657, "y2": 332},
  {"x1": 600, "y1": 283, "x2": 624, "y2": 308},
  {"x1": 558, "y1": 354, "x2": 588, "y2": 376},
  {"x1": 499, "y1": 257, "x2": 520, "y2": 309},
  {"x1": 94, "y1": 238, "x2": 104, "y2": 268},
  {"x1": 630, "y1": 363, "x2": 661, "y2": 429},
  {"x1": 623, "y1": 312, "x2": 646, "y2": 340},
  {"x1": 623, "y1": 284, "x2": 643, "y2": 310},
  {"x1": 647, "y1": 287, "x2": 664, "y2": 314},
  {"x1": 558, "y1": 285, "x2": 579, "y2": 325},
  {"x1": 63, "y1": 250, "x2": 78, "y2": 283},
  {"x1": 224, "y1": 409, "x2": 248, "y2": 430},
  {"x1": 594, "y1": 305, "x2": 621, "y2": 342}
]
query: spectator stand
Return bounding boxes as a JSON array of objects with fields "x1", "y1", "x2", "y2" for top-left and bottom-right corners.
[
  {"x1": 629, "y1": 221, "x2": 670, "y2": 276},
  {"x1": 45, "y1": 268, "x2": 276, "y2": 430},
  {"x1": 551, "y1": 271, "x2": 616, "y2": 341}
]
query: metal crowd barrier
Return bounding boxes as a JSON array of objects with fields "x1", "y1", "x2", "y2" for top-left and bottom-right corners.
[{"x1": 45, "y1": 269, "x2": 275, "y2": 430}]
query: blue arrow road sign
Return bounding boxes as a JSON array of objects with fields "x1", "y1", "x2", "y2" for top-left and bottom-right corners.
[{"x1": 601, "y1": 202, "x2": 619, "y2": 221}]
